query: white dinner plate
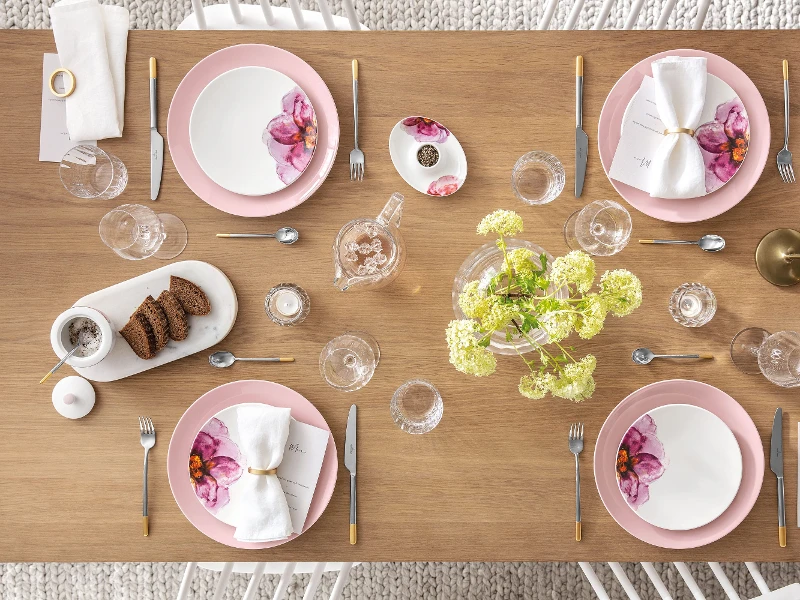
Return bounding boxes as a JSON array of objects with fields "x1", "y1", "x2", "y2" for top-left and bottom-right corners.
[
  {"x1": 189, "y1": 66, "x2": 317, "y2": 196},
  {"x1": 616, "y1": 403, "x2": 743, "y2": 531}
]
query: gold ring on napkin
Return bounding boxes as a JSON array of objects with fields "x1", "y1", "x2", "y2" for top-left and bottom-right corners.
[
  {"x1": 248, "y1": 467, "x2": 278, "y2": 476},
  {"x1": 49, "y1": 68, "x2": 76, "y2": 98},
  {"x1": 663, "y1": 127, "x2": 695, "y2": 137}
]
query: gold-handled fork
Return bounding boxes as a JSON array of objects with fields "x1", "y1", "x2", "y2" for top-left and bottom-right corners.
[
  {"x1": 779, "y1": 59, "x2": 795, "y2": 183},
  {"x1": 139, "y1": 417, "x2": 156, "y2": 536},
  {"x1": 349, "y1": 59, "x2": 364, "y2": 181},
  {"x1": 568, "y1": 423, "x2": 584, "y2": 541}
]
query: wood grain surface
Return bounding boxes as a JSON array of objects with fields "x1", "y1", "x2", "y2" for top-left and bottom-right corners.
[{"x1": 1, "y1": 30, "x2": 799, "y2": 562}]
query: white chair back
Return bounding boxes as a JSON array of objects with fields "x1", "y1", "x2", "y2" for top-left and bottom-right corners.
[{"x1": 177, "y1": 0, "x2": 364, "y2": 30}]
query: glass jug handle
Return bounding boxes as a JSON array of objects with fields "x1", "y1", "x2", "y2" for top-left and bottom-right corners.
[{"x1": 376, "y1": 192, "x2": 404, "y2": 229}]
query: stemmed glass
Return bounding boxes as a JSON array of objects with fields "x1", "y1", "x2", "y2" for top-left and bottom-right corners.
[
  {"x1": 60, "y1": 145, "x2": 128, "y2": 200},
  {"x1": 563, "y1": 199, "x2": 632, "y2": 256},
  {"x1": 319, "y1": 331, "x2": 380, "y2": 392},
  {"x1": 99, "y1": 204, "x2": 187, "y2": 260},
  {"x1": 730, "y1": 328, "x2": 800, "y2": 387}
]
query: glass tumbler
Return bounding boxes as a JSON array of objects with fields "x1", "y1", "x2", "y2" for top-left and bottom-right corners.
[
  {"x1": 60, "y1": 145, "x2": 128, "y2": 200},
  {"x1": 99, "y1": 204, "x2": 187, "y2": 260},
  {"x1": 668, "y1": 283, "x2": 717, "y2": 327},
  {"x1": 319, "y1": 331, "x2": 380, "y2": 392},
  {"x1": 511, "y1": 151, "x2": 565, "y2": 205},
  {"x1": 564, "y1": 199, "x2": 632, "y2": 256},
  {"x1": 757, "y1": 331, "x2": 800, "y2": 387},
  {"x1": 390, "y1": 380, "x2": 443, "y2": 434}
]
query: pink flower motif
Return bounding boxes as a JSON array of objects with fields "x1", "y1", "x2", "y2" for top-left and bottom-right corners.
[
  {"x1": 695, "y1": 98, "x2": 750, "y2": 193},
  {"x1": 616, "y1": 414, "x2": 667, "y2": 509},
  {"x1": 401, "y1": 116, "x2": 450, "y2": 143},
  {"x1": 264, "y1": 87, "x2": 318, "y2": 185},
  {"x1": 427, "y1": 175, "x2": 462, "y2": 196},
  {"x1": 189, "y1": 418, "x2": 243, "y2": 513}
]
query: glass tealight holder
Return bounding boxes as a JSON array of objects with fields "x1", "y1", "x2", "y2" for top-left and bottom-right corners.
[
  {"x1": 511, "y1": 151, "x2": 565, "y2": 206},
  {"x1": 265, "y1": 283, "x2": 310, "y2": 326},
  {"x1": 668, "y1": 283, "x2": 716, "y2": 327},
  {"x1": 390, "y1": 379, "x2": 443, "y2": 434}
]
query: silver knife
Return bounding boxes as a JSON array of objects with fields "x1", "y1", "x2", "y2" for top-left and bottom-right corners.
[
  {"x1": 345, "y1": 404, "x2": 357, "y2": 545},
  {"x1": 575, "y1": 55, "x2": 588, "y2": 198},
  {"x1": 150, "y1": 57, "x2": 164, "y2": 201},
  {"x1": 771, "y1": 407, "x2": 786, "y2": 547}
]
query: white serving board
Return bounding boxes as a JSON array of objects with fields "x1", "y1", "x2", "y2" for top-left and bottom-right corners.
[{"x1": 70, "y1": 261, "x2": 238, "y2": 382}]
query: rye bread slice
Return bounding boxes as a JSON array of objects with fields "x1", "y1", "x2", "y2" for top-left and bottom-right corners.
[
  {"x1": 156, "y1": 289, "x2": 189, "y2": 341},
  {"x1": 170, "y1": 276, "x2": 211, "y2": 316},
  {"x1": 135, "y1": 295, "x2": 170, "y2": 351},
  {"x1": 120, "y1": 312, "x2": 158, "y2": 360}
]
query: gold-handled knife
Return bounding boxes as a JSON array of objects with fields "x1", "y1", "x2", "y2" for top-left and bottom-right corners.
[
  {"x1": 345, "y1": 404, "x2": 357, "y2": 544},
  {"x1": 575, "y1": 55, "x2": 588, "y2": 197},
  {"x1": 771, "y1": 407, "x2": 786, "y2": 547},
  {"x1": 150, "y1": 57, "x2": 164, "y2": 201}
]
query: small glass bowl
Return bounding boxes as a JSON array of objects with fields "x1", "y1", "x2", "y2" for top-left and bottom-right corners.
[{"x1": 511, "y1": 151, "x2": 565, "y2": 206}]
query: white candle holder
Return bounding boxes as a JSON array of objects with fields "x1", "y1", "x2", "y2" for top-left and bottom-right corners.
[{"x1": 265, "y1": 283, "x2": 310, "y2": 326}]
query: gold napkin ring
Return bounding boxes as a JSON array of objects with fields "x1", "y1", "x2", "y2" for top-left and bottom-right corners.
[
  {"x1": 248, "y1": 467, "x2": 278, "y2": 476},
  {"x1": 49, "y1": 68, "x2": 76, "y2": 98},
  {"x1": 663, "y1": 127, "x2": 695, "y2": 137}
]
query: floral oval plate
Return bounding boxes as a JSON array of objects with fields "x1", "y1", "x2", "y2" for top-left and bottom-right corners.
[
  {"x1": 389, "y1": 116, "x2": 467, "y2": 197},
  {"x1": 617, "y1": 403, "x2": 742, "y2": 531},
  {"x1": 190, "y1": 66, "x2": 317, "y2": 196}
]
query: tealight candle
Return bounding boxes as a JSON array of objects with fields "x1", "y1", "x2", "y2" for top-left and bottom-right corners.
[{"x1": 265, "y1": 283, "x2": 310, "y2": 326}]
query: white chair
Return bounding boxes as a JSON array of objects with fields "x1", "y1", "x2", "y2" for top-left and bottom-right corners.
[
  {"x1": 538, "y1": 0, "x2": 711, "y2": 30},
  {"x1": 177, "y1": 0, "x2": 365, "y2": 31},
  {"x1": 580, "y1": 561, "x2": 800, "y2": 600},
  {"x1": 176, "y1": 562, "x2": 356, "y2": 600}
]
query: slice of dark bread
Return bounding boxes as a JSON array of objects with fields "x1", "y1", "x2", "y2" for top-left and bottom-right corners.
[
  {"x1": 156, "y1": 289, "x2": 189, "y2": 341},
  {"x1": 170, "y1": 276, "x2": 211, "y2": 316},
  {"x1": 120, "y1": 312, "x2": 158, "y2": 360},
  {"x1": 135, "y1": 295, "x2": 170, "y2": 351}
]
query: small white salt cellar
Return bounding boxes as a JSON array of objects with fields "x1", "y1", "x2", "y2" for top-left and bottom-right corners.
[
  {"x1": 52, "y1": 376, "x2": 96, "y2": 419},
  {"x1": 265, "y1": 283, "x2": 310, "y2": 326}
]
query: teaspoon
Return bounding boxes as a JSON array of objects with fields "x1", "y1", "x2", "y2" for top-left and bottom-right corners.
[
  {"x1": 40, "y1": 345, "x2": 80, "y2": 384},
  {"x1": 632, "y1": 347, "x2": 714, "y2": 365},
  {"x1": 216, "y1": 227, "x2": 299, "y2": 245},
  {"x1": 639, "y1": 234, "x2": 725, "y2": 252},
  {"x1": 209, "y1": 351, "x2": 295, "y2": 368}
]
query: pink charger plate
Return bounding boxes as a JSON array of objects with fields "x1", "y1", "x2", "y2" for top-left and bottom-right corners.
[
  {"x1": 168, "y1": 380, "x2": 338, "y2": 549},
  {"x1": 594, "y1": 379, "x2": 764, "y2": 549},
  {"x1": 598, "y1": 49, "x2": 770, "y2": 223},
  {"x1": 167, "y1": 44, "x2": 339, "y2": 217}
]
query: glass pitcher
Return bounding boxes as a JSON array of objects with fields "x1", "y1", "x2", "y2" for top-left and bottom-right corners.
[{"x1": 333, "y1": 193, "x2": 406, "y2": 291}]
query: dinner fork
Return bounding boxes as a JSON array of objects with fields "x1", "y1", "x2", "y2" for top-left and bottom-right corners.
[
  {"x1": 139, "y1": 416, "x2": 156, "y2": 537},
  {"x1": 778, "y1": 59, "x2": 795, "y2": 183},
  {"x1": 349, "y1": 59, "x2": 364, "y2": 181},
  {"x1": 568, "y1": 423, "x2": 584, "y2": 542}
]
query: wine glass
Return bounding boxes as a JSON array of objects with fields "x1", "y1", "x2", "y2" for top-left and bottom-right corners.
[
  {"x1": 730, "y1": 328, "x2": 800, "y2": 387},
  {"x1": 99, "y1": 204, "x2": 187, "y2": 260},
  {"x1": 564, "y1": 199, "x2": 632, "y2": 256},
  {"x1": 390, "y1": 380, "x2": 443, "y2": 434},
  {"x1": 510, "y1": 151, "x2": 565, "y2": 206},
  {"x1": 60, "y1": 145, "x2": 128, "y2": 200},
  {"x1": 319, "y1": 331, "x2": 380, "y2": 392}
]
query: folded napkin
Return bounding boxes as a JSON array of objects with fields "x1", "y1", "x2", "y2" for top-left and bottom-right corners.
[
  {"x1": 649, "y1": 56, "x2": 708, "y2": 199},
  {"x1": 233, "y1": 404, "x2": 294, "y2": 543},
  {"x1": 50, "y1": 0, "x2": 128, "y2": 141}
]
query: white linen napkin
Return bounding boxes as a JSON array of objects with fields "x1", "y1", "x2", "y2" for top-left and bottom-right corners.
[
  {"x1": 649, "y1": 56, "x2": 708, "y2": 199},
  {"x1": 233, "y1": 404, "x2": 294, "y2": 543},
  {"x1": 50, "y1": 0, "x2": 128, "y2": 141}
]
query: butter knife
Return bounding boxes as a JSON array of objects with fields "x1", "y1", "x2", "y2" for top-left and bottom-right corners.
[
  {"x1": 150, "y1": 57, "x2": 164, "y2": 201},
  {"x1": 575, "y1": 55, "x2": 588, "y2": 198},
  {"x1": 771, "y1": 407, "x2": 786, "y2": 547},
  {"x1": 345, "y1": 404, "x2": 357, "y2": 544}
]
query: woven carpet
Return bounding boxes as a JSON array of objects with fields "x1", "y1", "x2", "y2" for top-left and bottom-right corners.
[{"x1": 3, "y1": 0, "x2": 800, "y2": 598}]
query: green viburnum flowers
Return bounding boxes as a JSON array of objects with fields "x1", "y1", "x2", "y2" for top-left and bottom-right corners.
[{"x1": 446, "y1": 209, "x2": 643, "y2": 402}]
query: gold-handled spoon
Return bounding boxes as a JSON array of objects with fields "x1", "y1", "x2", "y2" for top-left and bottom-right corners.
[{"x1": 40, "y1": 346, "x2": 80, "y2": 384}]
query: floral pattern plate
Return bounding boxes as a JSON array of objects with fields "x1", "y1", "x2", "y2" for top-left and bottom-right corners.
[
  {"x1": 190, "y1": 66, "x2": 317, "y2": 196},
  {"x1": 388, "y1": 116, "x2": 467, "y2": 197},
  {"x1": 617, "y1": 403, "x2": 743, "y2": 531}
]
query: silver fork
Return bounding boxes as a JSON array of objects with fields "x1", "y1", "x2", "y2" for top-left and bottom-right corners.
[
  {"x1": 139, "y1": 416, "x2": 156, "y2": 537},
  {"x1": 779, "y1": 59, "x2": 795, "y2": 183},
  {"x1": 568, "y1": 423, "x2": 584, "y2": 542},
  {"x1": 349, "y1": 59, "x2": 364, "y2": 181}
]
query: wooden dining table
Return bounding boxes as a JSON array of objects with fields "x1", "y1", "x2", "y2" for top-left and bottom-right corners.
[{"x1": 1, "y1": 29, "x2": 799, "y2": 563}]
